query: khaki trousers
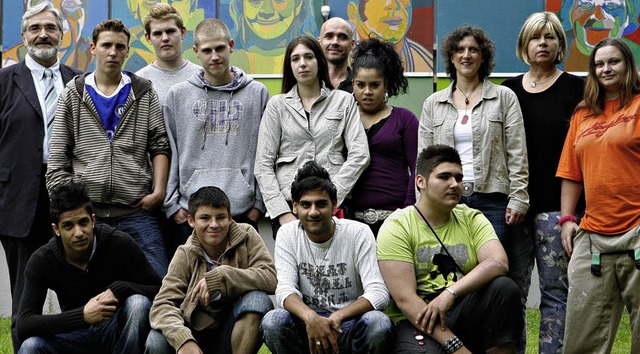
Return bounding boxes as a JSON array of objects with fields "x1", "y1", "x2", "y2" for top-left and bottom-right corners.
[{"x1": 563, "y1": 224, "x2": 640, "y2": 353}]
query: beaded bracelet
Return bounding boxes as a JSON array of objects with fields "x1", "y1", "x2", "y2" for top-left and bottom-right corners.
[
  {"x1": 443, "y1": 335, "x2": 463, "y2": 354},
  {"x1": 557, "y1": 215, "x2": 578, "y2": 226}
]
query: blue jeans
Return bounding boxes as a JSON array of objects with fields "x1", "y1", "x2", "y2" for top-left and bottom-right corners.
[
  {"x1": 18, "y1": 294, "x2": 151, "y2": 354},
  {"x1": 459, "y1": 192, "x2": 508, "y2": 244},
  {"x1": 145, "y1": 290, "x2": 273, "y2": 353},
  {"x1": 98, "y1": 209, "x2": 168, "y2": 277},
  {"x1": 260, "y1": 309, "x2": 392, "y2": 354}
]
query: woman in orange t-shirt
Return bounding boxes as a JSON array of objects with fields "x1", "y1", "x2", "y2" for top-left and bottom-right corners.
[{"x1": 556, "y1": 37, "x2": 640, "y2": 353}]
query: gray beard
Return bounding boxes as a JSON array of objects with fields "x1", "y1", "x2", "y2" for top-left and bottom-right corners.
[{"x1": 25, "y1": 43, "x2": 60, "y2": 62}]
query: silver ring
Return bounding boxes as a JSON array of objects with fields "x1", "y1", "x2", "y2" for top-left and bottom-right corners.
[{"x1": 316, "y1": 341, "x2": 322, "y2": 346}]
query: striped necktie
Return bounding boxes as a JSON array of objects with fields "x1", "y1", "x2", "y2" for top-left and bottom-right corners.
[{"x1": 43, "y1": 68, "x2": 58, "y2": 140}]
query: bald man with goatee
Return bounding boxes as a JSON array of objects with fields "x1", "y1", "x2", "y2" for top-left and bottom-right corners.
[{"x1": 318, "y1": 17, "x2": 355, "y2": 92}]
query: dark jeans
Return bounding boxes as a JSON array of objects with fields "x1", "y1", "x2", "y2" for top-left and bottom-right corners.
[
  {"x1": 261, "y1": 309, "x2": 393, "y2": 354},
  {"x1": 459, "y1": 192, "x2": 528, "y2": 352},
  {"x1": 163, "y1": 218, "x2": 192, "y2": 260},
  {"x1": 97, "y1": 209, "x2": 168, "y2": 278},
  {"x1": 390, "y1": 276, "x2": 523, "y2": 353},
  {"x1": 145, "y1": 290, "x2": 273, "y2": 353},
  {"x1": 459, "y1": 192, "x2": 508, "y2": 244},
  {"x1": 18, "y1": 295, "x2": 152, "y2": 354}
]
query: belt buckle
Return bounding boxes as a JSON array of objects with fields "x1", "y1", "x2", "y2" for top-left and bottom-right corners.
[
  {"x1": 462, "y1": 182, "x2": 474, "y2": 197},
  {"x1": 362, "y1": 209, "x2": 379, "y2": 224}
]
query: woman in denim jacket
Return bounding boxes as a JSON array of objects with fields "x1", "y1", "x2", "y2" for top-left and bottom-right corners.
[{"x1": 419, "y1": 25, "x2": 529, "y2": 243}]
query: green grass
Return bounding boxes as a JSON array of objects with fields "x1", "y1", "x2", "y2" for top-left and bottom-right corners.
[
  {"x1": 0, "y1": 310, "x2": 632, "y2": 354},
  {"x1": 0, "y1": 318, "x2": 10, "y2": 354},
  {"x1": 524, "y1": 309, "x2": 631, "y2": 354}
]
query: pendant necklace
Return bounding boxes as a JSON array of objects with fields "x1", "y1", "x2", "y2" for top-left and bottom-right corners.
[
  {"x1": 456, "y1": 82, "x2": 480, "y2": 125},
  {"x1": 304, "y1": 222, "x2": 336, "y2": 281},
  {"x1": 529, "y1": 69, "x2": 559, "y2": 88}
]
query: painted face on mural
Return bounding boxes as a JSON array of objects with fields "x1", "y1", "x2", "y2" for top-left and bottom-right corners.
[
  {"x1": 127, "y1": 0, "x2": 193, "y2": 21},
  {"x1": 170, "y1": 0, "x2": 193, "y2": 16},
  {"x1": 127, "y1": 0, "x2": 159, "y2": 21},
  {"x1": 45, "y1": 0, "x2": 85, "y2": 50},
  {"x1": 243, "y1": 0, "x2": 302, "y2": 40},
  {"x1": 349, "y1": 0, "x2": 412, "y2": 43},
  {"x1": 570, "y1": 0, "x2": 630, "y2": 53}
]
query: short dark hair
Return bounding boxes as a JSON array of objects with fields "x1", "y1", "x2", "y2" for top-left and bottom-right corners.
[
  {"x1": 290, "y1": 161, "x2": 337, "y2": 204},
  {"x1": 441, "y1": 25, "x2": 495, "y2": 81},
  {"x1": 188, "y1": 186, "x2": 231, "y2": 217},
  {"x1": 92, "y1": 19, "x2": 131, "y2": 45},
  {"x1": 281, "y1": 35, "x2": 334, "y2": 93},
  {"x1": 416, "y1": 145, "x2": 462, "y2": 178},
  {"x1": 49, "y1": 181, "x2": 93, "y2": 224}
]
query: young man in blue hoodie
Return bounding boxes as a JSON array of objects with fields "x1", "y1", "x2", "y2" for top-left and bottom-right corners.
[{"x1": 162, "y1": 18, "x2": 269, "y2": 245}]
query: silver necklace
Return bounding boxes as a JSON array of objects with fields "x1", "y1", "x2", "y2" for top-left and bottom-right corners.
[
  {"x1": 304, "y1": 225, "x2": 336, "y2": 280},
  {"x1": 529, "y1": 69, "x2": 559, "y2": 87}
]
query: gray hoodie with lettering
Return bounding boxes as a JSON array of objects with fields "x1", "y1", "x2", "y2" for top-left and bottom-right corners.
[{"x1": 163, "y1": 66, "x2": 269, "y2": 218}]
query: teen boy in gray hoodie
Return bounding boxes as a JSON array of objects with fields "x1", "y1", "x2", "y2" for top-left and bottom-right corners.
[{"x1": 163, "y1": 18, "x2": 269, "y2": 243}]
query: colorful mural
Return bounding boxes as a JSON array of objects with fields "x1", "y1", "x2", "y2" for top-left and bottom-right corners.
[
  {"x1": 0, "y1": 0, "x2": 433, "y2": 74},
  {"x1": 115, "y1": 0, "x2": 214, "y2": 72},
  {"x1": 344, "y1": 0, "x2": 434, "y2": 72},
  {"x1": 227, "y1": 0, "x2": 322, "y2": 74},
  {"x1": 548, "y1": 0, "x2": 640, "y2": 71},
  {"x1": 2, "y1": 0, "x2": 104, "y2": 71}
]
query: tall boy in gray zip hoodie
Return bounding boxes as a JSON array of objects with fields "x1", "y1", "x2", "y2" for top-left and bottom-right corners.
[{"x1": 163, "y1": 19, "x2": 269, "y2": 241}]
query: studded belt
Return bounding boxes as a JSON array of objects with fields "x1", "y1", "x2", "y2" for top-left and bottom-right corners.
[
  {"x1": 462, "y1": 181, "x2": 474, "y2": 197},
  {"x1": 354, "y1": 208, "x2": 393, "y2": 224}
]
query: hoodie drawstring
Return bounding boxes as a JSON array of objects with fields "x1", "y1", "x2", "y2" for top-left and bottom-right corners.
[
  {"x1": 225, "y1": 91, "x2": 233, "y2": 146},
  {"x1": 201, "y1": 86, "x2": 209, "y2": 149}
]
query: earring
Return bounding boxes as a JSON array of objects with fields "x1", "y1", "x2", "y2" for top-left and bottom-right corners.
[{"x1": 384, "y1": 92, "x2": 389, "y2": 103}]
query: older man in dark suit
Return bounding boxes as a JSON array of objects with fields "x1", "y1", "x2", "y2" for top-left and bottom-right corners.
[{"x1": 0, "y1": 2, "x2": 82, "y2": 351}]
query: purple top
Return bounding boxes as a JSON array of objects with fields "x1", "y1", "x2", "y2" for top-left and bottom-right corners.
[{"x1": 351, "y1": 106, "x2": 418, "y2": 211}]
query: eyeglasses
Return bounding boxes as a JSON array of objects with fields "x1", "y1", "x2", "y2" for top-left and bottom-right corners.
[{"x1": 27, "y1": 24, "x2": 60, "y2": 34}]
